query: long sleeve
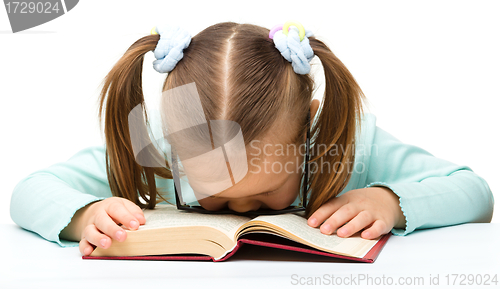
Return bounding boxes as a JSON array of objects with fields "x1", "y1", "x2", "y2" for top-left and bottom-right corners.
[
  {"x1": 362, "y1": 126, "x2": 494, "y2": 236},
  {"x1": 10, "y1": 146, "x2": 113, "y2": 247}
]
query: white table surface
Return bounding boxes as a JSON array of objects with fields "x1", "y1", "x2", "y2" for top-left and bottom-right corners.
[{"x1": 1, "y1": 223, "x2": 499, "y2": 289}]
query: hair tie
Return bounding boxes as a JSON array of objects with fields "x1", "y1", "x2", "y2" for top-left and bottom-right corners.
[
  {"x1": 269, "y1": 21, "x2": 314, "y2": 75},
  {"x1": 151, "y1": 24, "x2": 192, "y2": 73}
]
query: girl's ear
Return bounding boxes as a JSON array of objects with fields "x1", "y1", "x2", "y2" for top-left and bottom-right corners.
[{"x1": 310, "y1": 99, "x2": 320, "y2": 119}]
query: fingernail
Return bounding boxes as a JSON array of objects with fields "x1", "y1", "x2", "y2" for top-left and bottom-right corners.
[
  {"x1": 309, "y1": 218, "x2": 317, "y2": 227},
  {"x1": 130, "y1": 220, "x2": 138, "y2": 229},
  {"x1": 116, "y1": 230, "x2": 124, "y2": 240},
  {"x1": 337, "y1": 228, "x2": 346, "y2": 236},
  {"x1": 100, "y1": 238, "x2": 107, "y2": 247},
  {"x1": 321, "y1": 224, "x2": 332, "y2": 234},
  {"x1": 84, "y1": 247, "x2": 92, "y2": 255}
]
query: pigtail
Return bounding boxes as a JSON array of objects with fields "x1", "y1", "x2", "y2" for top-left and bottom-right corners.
[
  {"x1": 305, "y1": 38, "x2": 365, "y2": 218},
  {"x1": 98, "y1": 35, "x2": 172, "y2": 209}
]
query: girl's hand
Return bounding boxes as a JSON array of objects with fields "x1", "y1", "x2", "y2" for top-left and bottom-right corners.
[
  {"x1": 78, "y1": 197, "x2": 146, "y2": 256},
  {"x1": 307, "y1": 187, "x2": 405, "y2": 239}
]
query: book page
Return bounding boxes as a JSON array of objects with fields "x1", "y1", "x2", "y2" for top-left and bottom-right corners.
[
  {"x1": 138, "y1": 204, "x2": 251, "y2": 238},
  {"x1": 251, "y1": 213, "x2": 379, "y2": 258}
]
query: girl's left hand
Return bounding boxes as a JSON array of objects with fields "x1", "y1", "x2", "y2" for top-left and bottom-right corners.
[{"x1": 307, "y1": 187, "x2": 406, "y2": 239}]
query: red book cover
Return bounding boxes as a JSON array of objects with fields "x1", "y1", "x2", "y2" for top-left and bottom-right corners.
[{"x1": 83, "y1": 232, "x2": 390, "y2": 263}]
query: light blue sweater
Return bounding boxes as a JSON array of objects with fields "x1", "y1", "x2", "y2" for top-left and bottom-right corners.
[{"x1": 10, "y1": 113, "x2": 494, "y2": 247}]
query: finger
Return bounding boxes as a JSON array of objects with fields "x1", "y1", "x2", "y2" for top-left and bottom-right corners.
[
  {"x1": 121, "y1": 199, "x2": 146, "y2": 225},
  {"x1": 105, "y1": 201, "x2": 140, "y2": 231},
  {"x1": 336, "y1": 210, "x2": 373, "y2": 238},
  {"x1": 307, "y1": 196, "x2": 347, "y2": 227},
  {"x1": 93, "y1": 210, "x2": 128, "y2": 242},
  {"x1": 361, "y1": 220, "x2": 390, "y2": 240},
  {"x1": 82, "y1": 224, "x2": 113, "y2": 249},
  {"x1": 320, "y1": 204, "x2": 359, "y2": 235},
  {"x1": 79, "y1": 238, "x2": 95, "y2": 256}
]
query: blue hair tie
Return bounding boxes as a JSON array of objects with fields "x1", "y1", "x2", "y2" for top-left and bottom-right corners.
[
  {"x1": 151, "y1": 24, "x2": 192, "y2": 73},
  {"x1": 270, "y1": 22, "x2": 314, "y2": 75}
]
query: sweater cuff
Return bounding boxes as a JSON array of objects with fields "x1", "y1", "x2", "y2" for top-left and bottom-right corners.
[
  {"x1": 56, "y1": 196, "x2": 107, "y2": 247},
  {"x1": 10, "y1": 175, "x2": 110, "y2": 248},
  {"x1": 364, "y1": 182, "x2": 413, "y2": 236}
]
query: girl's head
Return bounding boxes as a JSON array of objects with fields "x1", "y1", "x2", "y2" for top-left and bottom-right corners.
[{"x1": 98, "y1": 22, "x2": 365, "y2": 218}]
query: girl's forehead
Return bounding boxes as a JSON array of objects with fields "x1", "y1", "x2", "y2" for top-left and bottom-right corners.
[
  {"x1": 246, "y1": 140, "x2": 307, "y2": 159},
  {"x1": 210, "y1": 159, "x2": 295, "y2": 199}
]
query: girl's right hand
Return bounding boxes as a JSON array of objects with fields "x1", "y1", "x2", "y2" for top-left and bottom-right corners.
[{"x1": 79, "y1": 197, "x2": 146, "y2": 256}]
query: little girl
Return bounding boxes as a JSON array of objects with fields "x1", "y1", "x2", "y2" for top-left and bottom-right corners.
[{"x1": 10, "y1": 21, "x2": 494, "y2": 257}]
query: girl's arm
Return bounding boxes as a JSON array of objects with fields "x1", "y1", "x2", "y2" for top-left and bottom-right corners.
[
  {"x1": 307, "y1": 121, "x2": 494, "y2": 239},
  {"x1": 10, "y1": 146, "x2": 113, "y2": 247},
  {"x1": 363, "y1": 126, "x2": 494, "y2": 236}
]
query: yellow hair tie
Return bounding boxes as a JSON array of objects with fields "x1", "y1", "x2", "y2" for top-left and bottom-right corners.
[
  {"x1": 150, "y1": 26, "x2": 158, "y2": 35},
  {"x1": 282, "y1": 21, "x2": 305, "y2": 41}
]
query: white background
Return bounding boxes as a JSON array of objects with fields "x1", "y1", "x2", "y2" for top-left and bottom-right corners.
[{"x1": 0, "y1": 0, "x2": 498, "y2": 225}]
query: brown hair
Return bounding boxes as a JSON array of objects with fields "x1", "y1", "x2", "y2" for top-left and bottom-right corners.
[{"x1": 98, "y1": 22, "x2": 365, "y2": 217}]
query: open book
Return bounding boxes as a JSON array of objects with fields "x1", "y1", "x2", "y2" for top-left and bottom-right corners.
[{"x1": 83, "y1": 204, "x2": 390, "y2": 263}]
